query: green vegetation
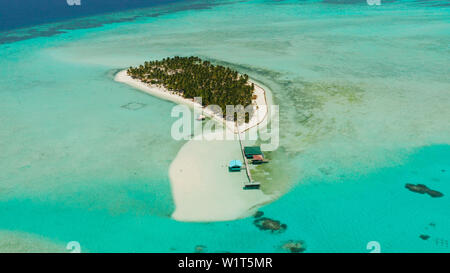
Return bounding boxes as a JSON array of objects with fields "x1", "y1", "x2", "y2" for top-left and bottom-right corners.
[{"x1": 127, "y1": 56, "x2": 255, "y2": 121}]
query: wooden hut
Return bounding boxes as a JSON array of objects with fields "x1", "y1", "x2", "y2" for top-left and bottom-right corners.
[
  {"x1": 251, "y1": 154, "x2": 268, "y2": 165},
  {"x1": 244, "y1": 146, "x2": 263, "y2": 159},
  {"x1": 228, "y1": 160, "x2": 243, "y2": 172}
]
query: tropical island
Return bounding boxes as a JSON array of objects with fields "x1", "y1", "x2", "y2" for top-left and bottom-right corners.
[
  {"x1": 114, "y1": 57, "x2": 272, "y2": 221},
  {"x1": 126, "y1": 56, "x2": 255, "y2": 122}
]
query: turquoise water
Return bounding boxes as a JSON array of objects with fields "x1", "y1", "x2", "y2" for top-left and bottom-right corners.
[
  {"x1": 0, "y1": 0, "x2": 449, "y2": 252},
  {"x1": 263, "y1": 145, "x2": 450, "y2": 252}
]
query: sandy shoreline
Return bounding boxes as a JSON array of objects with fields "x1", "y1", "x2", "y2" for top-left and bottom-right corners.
[
  {"x1": 169, "y1": 130, "x2": 273, "y2": 222},
  {"x1": 114, "y1": 70, "x2": 268, "y2": 134},
  {"x1": 115, "y1": 69, "x2": 273, "y2": 222}
]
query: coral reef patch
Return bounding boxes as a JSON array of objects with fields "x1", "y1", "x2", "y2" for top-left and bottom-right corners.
[
  {"x1": 280, "y1": 240, "x2": 306, "y2": 253},
  {"x1": 254, "y1": 211, "x2": 264, "y2": 218},
  {"x1": 194, "y1": 245, "x2": 207, "y2": 253},
  {"x1": 253, "y1": 217, "x2": 287, "y2": 233},
  {"x1": 405, "y1": 184, "x2": 444, "y2": 198}
]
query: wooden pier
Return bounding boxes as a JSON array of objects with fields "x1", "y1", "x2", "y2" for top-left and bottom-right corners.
[{"x1": 236, "y1": 127, "x2": 261, "y2": 190}]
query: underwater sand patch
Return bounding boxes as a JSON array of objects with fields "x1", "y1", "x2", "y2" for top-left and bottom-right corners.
[{"x1": 0, "y1": 231, "x2": 67, "y2": 253}]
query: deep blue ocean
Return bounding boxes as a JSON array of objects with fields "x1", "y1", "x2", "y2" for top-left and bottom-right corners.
[
  {"x1": 0, "y1": 0, "x2": 185, "y2": 31},
  {"x1": 4, "y1": 0, "x2": 448, "y2": 32}
]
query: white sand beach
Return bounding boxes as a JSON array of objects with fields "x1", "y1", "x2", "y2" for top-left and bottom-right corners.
[
  {"x1": 115, "y1": 69, "x2": 273, "y2": 222},
  {"x1": 114, "y1": 70, "x2": 268, "y2": 134},
  {"x1": 169, "y1": 130, "x2": 273, "y2": 222}
]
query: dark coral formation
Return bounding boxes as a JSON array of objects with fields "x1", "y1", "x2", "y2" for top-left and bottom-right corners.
[
  {"x1": 405, "y1": 183, "x2": 444, "y2": 198},
  {"x1": 318, "y1": 167, "x2": 333, "y2": 176},
  {"x1": 427, "y1": 189, "x2": 444, "y2": 198},
  {"x1": 420, "y1": 235, "x2": 430, "y2": 240},
  {"x1": 253, "y1": 217, "x2": 287, "y2": 233},
  {"x1": 254, "y1": 211, "x2": 264, "y2": 218},
  {"x1": 280, "y1": 240, "x2": 306, "y2": 253}
]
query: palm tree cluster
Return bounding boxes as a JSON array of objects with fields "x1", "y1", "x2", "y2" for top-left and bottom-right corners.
[{"x1": 127, "y1": 56, "x2": 254, "y2": 122}]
